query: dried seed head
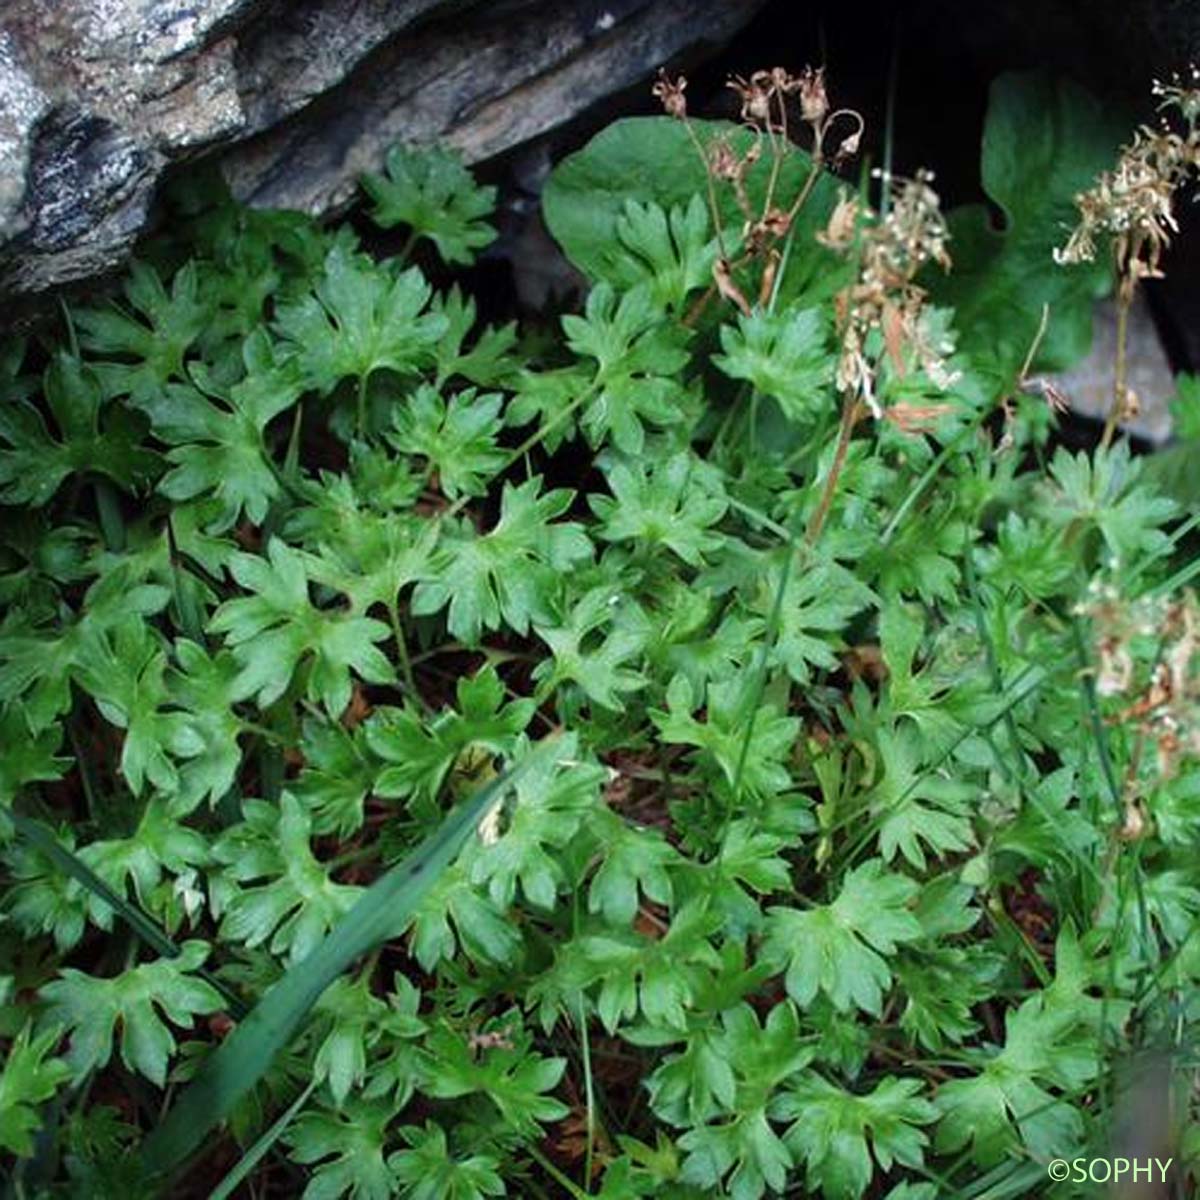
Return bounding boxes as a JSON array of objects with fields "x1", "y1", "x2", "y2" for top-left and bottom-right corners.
[
  {"x1": 652, "y1": 69, "x2": 688, "y2": 119},
  {"x1": 1056, "y1": 69, "x2": 1200, "y2": 291},
  {"x1": 882, "y1": 401, "x2": 955, "y2": 434},
  {"x1": 797, "y1": 65, "x2": 829, "y2": 125},
  {"x1": 827, "y1": 167, "x2": 954, "y2": 412},
  {"x1": 728, "y1": 71, "x2": 774, "y2": 126},
  {"x1": 712, "y1": 257, "x2": 751, "y2": 316},
  {"x1": 1118, "y1": 800, "x2": 1148, "y2": 841},
  {"x1": 1021, "y1": 377, "x2": 1071, "y2": 414},
  {"x1": 760, "y1": 206, "x2": 792, "y2": 238},
  {"x1": 835, "y1": 128, "x2": 861, "y2": 161},
  {"x1": 818, "y1": 192, "x2": 860, "y2": 250},
  {"x1": 1152, "y1": 65, "x2": 1200, "y2": 126},
  {"x1": 708, "y1": 135, "x2": 740, "y2": 181}
]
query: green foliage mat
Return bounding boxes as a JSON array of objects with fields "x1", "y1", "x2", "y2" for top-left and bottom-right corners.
[{"x1": 3, "y1": 72, "x2": 1200, "y2": 1200}]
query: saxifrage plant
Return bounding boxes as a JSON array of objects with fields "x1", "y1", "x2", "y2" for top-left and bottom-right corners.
[{"x1": 3, "y1": 62, "x2": 1200, "y2": 1200}]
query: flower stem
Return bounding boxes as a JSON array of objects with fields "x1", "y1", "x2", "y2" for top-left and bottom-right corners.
[
  {"x1": 805, "y1": 395, "x2": 861, "y2": 545},
  {"x1": 387, "y1": 598, "x2": 426, "y2": 712},
  {"x1": 356, "y1": 370, "x2": 371, "y2": 439},
  {"x1": 1101, "y1": 284, "x2": 1132, "y2": 450}
]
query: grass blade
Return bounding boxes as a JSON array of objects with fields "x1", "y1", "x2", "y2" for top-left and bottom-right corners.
[
  {"x1": 207, "y1": 1079, "x2": 316, "y2": 1200},
  {"x1": 141, "y1": 753, "x2": 534, "y2": 1178}
]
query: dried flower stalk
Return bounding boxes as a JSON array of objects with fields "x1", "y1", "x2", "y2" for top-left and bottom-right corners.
[{"x1": 1056, "y1": 68, "x2": 1200, "y2": 448}]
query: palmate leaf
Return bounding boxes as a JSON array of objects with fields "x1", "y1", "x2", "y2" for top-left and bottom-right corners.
[
  {"x1": 672, "y1": 1003, "x2": 813, "y2": 1200},
  {"x1": 133, "y1": 330, "x2": 301, "y2": 532},
  {"x1": 286, "y1": 1098, "x2": 396, "y2": 1200},
  {"x1": 581, "y1": 897, "x2": 723, "y2": 1034},
  {"x1": 209, "y1": 539, "x2": 394, "y2": 717},
  {"x1": 466, "y1": 736, "x2": 605, "y2": 909},
  {"x1": 610, "y1": 194, "x2": 720, "y2": 312},
  {"x1": 302, "y1": 509, "x2": 438, "y2": 617},
  {"x1": 0, "y1": 353, "x2": 158, "y2": 505},
  {"x1": 763, "y1": 860, "x2": 921, "y2": 1016},
  {"x1": 1041, "y1": 441, "x2": 1177, "y2": 563},
  {"x1": 0, "y1": 1020, "x2": 73, "y2": 1156},
  {"x1": 586, "y1": 809, "x2": 679, "y2": 927},
  {"x1": 74, "y1": 259, "x2": 211, "y2": 404},
  {"x1": 287, "y1": 452, "x2": 422, "y2": 546},
  {"x1": 71, "y1": 615, "x2": 205, "y2": 796},
  {"x1": 361, "y1": 144, "x2": 498, "y2": 267},
  {"x1": 386, "y1": 384, "x2": 506, "y2": 500},
  {"x1": 4, "y1": 829, "x2": 92, "y2": 951},
  {"x1": 0, "y1": 558, "x2": 171, "y2": 734},
  {"x1": 543, "y1": 116, "x2": 841, "y2": 304},
  {"x1": 562, "y1": 283, "x2": 694, "y2": 455},
  {"x1": 652, "y1": 674, "x2": 799, "y2": 802},
  {"x1": 705, "y1": 819, "x2": 795, "y2": 938},
  {"x1": 866, "y1": 725, "x2": 975, "y2": 870},
  {"x1": 589, "y1": 451, "x2": 728, "y2": 566},
  {"x1": 934, "y1": 925, "x2": 1112, "y2": 1167},
  {"x1": 365, "y1": 665, "x2": 534, "y2": 806},
  {"x1": 285, "y1": 460, "x2": 433, "y2": 614},
  {"x1": 164, "y1": 639, "x2": 245, "y2": 813},
  {"x1": 417, "y1": 1017, "x2": 568, "y2": 1136},
  {"x1": 777, "y1": 1074, "x2": 937, "y2": 1200},
  {"x1": 505, "y1": 364, "x2": 594, "y2": 455},
  {"x1": 4, "y1": 812, "x2": 197, "y2": 961},
  {"x1": 412, "y1": 477, "x2": 592, "y2": 645},
  {"x1": 531, "y1": 587, "x2": 649, "y2": 713},
  {"x1": 0, "y1": 514, "x2": 95, "y2": 619},
  {"x1": 80, "y1": 798, "x2": 210, "y2": 918},
  {"x1": 40, "y1": 940, "x2": 224, "y2": 1086},
  {"x1": 752, "y1": 551, "x2": 875, "y2": 686},
  {"x1": 714, "y1": 304, "x2": 834, "y2": 425},
  {"x1": 0, "y1": 703, "x2": 68, "y2": 808},
  {"x1": 211, "y1": 793, "x2": 364, "y2": 965},
  {"x1": 428, "y1": 287, "x2": 518, "y2": 390},
  {"x1": 307, "y1": 975, "x2": 417, "y2": 1106},
  {"x1": 274, "y1": 244, "x2": 447, "y2": 397},
  {"x1": 292, "y1": 718, "x2": 379, "y2": 837},
  {"x1": 389, "y1": 1123, "x2": 505, "y2": 1200},
  {"x1": 404, "y1": 862, "x2": 523, "y2": 971}
]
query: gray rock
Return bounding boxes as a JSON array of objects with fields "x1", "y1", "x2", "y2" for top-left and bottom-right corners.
[
  {"x1": 0, "y1": 0, "x2": 766, "y2": 302},
  {"x1": 1053, "y1": 295, "x2": 1176, "y2": 444}
]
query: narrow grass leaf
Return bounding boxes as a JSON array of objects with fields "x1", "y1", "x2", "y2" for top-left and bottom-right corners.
[
  {"x1": 9, "y1": 811, "x2": 183, "y2": 961},
  {"x1": 207, "y1": 1079, "x2": 317, "y2": 1200},
  {"x1": 8, "y1": 811, "x2": 245, "y2": 1014}
]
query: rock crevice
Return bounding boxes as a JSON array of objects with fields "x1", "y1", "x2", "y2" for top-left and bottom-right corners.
[{"x1": 0, "y1": 0, "x2": 763, "y2": 301}]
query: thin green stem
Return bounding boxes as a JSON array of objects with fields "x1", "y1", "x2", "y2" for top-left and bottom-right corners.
[
  {"x1": 786, "y1": 149, "x2": 826, "y2": 225},
  {"x1": 881, "y1": 410, "x2": 987, "y2": 544},
  {"x1": 396, "y1": 228, "x2": 420, "y2": 268},
  {"x1": 525, "y1": 1144, "x2": 590, "y2": 1200},
  {"x1": 681, "y1": 119, "x2": 728, "y2": 263},
  {"x1": 356, "y1": 370, "x2": 372, "y2": 439},
  {"x1": 387, "y1": 598, "x2": 426, "y2": 712},
  {"x1": 442, "y1": 380, "x2": 600, "y2": 522},
  {"x1": 238, "y1": 720, "x2": 287, "y2": 746}
]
